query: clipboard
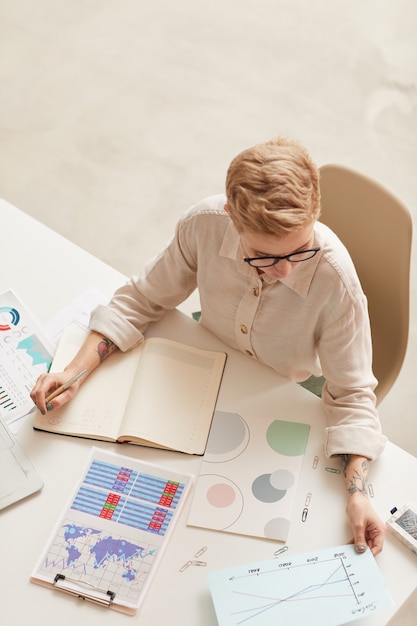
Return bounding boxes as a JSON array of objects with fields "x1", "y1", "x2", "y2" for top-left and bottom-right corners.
[
  {"x1": 0, "y1": 418, "x2": 43, "y2": 510},
  {"x1": 30, "y1": 447, "x2": 193, "y2": 614}
]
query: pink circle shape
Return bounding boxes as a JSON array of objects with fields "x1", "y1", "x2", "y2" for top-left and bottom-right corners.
[{"x1": 206, "y1": 483, "x2": 236, "y2": 508}]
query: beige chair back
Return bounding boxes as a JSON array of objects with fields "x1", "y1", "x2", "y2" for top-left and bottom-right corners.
[{"x1": 319, "y1": 164, "x2": 412, "y2": 405}]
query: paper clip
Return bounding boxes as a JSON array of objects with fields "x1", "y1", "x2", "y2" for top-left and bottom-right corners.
[
  {"x1": 304, "y1": 492, "x2": 312, "y2": 507},
  {"x1": 274, "y1": 545, "x2": 288, "y2": 556},
  {"x1": 180, "y1": 547, "x2": 208, "y2": 571},
  {"x1": 368, "y1": 483, "x2": 375, "y2": 498},
  {"x1": 312, "y1": 456, "x2": 319, "y2": 469},
  {"x1": 325, "y1": 466, "x2": 341, "y2": 474},
  {"x1": 53, "y1": 574, "x2": 115, "y2": 607},
  {"x1": 179, "y1": 560, "x2": 193, "y2": 572}
]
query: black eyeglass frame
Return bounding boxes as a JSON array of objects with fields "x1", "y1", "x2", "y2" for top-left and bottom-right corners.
[{"x1": 243, "y1": 247, "x2": 321, "y2": 268}]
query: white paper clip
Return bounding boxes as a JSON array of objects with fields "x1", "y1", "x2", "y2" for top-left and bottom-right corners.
[
  {"x1": 194, "y1": 546, "x2": 207, "y2": 558},
  {"x1": 274, "y1": 545, "x2": 289, "y2": 556},
  {"x1": 179, "y1": 560, "x2": 193, "y2": 572},
  {"x1": 191, "y1": 560, "x2": 207, "y2": 567}
]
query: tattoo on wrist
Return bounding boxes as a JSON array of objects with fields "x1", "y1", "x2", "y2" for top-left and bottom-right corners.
[
  {"x1": 97, "y1": 337, "x2": 116, "y2": 362},
  {"x1": 340, "y1": 454, "x2": 369, "y2": 497}
]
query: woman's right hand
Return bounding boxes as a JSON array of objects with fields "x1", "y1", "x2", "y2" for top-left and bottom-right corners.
[{"x1": 30, "y1": 369, "x2": 85, "y2": 414}]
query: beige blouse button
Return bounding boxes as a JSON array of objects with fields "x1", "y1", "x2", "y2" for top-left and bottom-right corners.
[
  {"x1": 240, "y1": 324, "x2": 248, "y2": 334},
  {"x1": 253, "y1": 287, "x2": 260, "y2": 297}
]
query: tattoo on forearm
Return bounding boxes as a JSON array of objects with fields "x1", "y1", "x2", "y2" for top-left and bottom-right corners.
[
  {"x1": 340, "y1": 454, "x2": 369, "y2": 497},
  {"x1": 97, "y1": 337, "x2": 116, "y2": 362},
  {"x1": 346, "y1": 468, "x2": 368, "y2": 496}
]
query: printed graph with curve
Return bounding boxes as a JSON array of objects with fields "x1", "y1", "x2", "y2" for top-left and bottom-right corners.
[
  {"x1": 209, "y1": 544, "x2": 393, "y2": 626},
  {"x1": 31, "y1": 448, "x2": 192, "y2": 612}
]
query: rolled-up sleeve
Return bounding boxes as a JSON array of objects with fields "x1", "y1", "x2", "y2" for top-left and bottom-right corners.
[
  {"x1": 319, "y1": 294, "x2": 387, "y2": 460},
  {"x1": 89, "y1": 298, "x2": 145, "y2": 351}
]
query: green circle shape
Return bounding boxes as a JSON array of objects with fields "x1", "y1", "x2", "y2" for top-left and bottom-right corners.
[{"x1": 266, "y1": 421, "x2": 309, "y2": 456}]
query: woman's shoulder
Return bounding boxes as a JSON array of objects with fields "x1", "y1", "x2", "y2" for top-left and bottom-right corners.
[
  {"x1": 315, "y1": 221, "x2": 364, "y2": 301},
  {"x1": 183, "y1": 194, "x2": 229, "y2": 220}
]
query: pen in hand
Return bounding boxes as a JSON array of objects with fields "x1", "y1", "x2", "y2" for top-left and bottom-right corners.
[{"x1": 45, "y1": 369, "x2": 88, "y2": 403}]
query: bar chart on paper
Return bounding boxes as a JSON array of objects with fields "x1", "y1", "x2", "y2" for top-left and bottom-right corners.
[
  {"x1": 208, "y1": 544, "x2": 393, "y2": 626},
  {"x1": 71, "y1": 459, "x2": 184, "y2": 533}
]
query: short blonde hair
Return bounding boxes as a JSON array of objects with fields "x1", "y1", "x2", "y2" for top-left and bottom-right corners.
[{"x1": 225, "y1": 136, "x2": 321, "y2": 235}]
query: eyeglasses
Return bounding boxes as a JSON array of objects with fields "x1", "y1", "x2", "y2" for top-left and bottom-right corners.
[{"x1": 243, "y1": 247, "x2": 320, "y2": 268}]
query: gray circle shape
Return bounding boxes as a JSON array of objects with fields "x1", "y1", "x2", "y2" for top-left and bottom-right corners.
[
  {"x1": 206, "y1": 411, "x2": 247, "y2": 455},
  {"x1": 264, "y1": 517, "x2": 291, "y2": 540},
  {"x1": 270, "y1": 469, "x2": 295, "y2": 490},
  {"x1": 252, "y1": 473, "x2": 287, "y2": 503}
]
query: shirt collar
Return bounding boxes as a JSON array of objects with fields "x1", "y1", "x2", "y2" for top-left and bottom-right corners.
[{"x1": 220, "y1": 220, "x2": 324, "y2": 298}]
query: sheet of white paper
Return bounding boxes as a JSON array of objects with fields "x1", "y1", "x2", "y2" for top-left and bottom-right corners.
[{"x1": 208, "y1": 544, "x2": 393, "y2": 626}]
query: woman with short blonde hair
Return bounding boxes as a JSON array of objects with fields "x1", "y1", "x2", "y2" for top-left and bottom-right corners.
[{"x1": 225, "y1": 136, "x2": 321, "y2": 234}]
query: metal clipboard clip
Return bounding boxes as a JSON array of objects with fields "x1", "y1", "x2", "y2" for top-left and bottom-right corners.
[{"x1": 53, "y1": 574, "x2": 116, "y2": 607}]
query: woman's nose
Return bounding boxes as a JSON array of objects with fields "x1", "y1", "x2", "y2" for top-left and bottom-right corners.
[{"x1": 267, "y1": 258, "x2": 293, "y2": 279}]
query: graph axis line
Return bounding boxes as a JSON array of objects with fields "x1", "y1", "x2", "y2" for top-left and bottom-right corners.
[{"x1": 228, "y1": 557, "x2": 360, "y2": 625}]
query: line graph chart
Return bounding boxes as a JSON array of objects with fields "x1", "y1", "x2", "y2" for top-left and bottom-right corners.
[{"x1": 209, "y1": 544, "x2": 393, "y2": 626}]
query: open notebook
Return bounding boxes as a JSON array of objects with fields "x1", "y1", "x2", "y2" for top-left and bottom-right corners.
[
  {"x1": 0, "y1": 419, "x2": 43, "y2": 509},
  {"x1": 34, "y1": 326, "x2": 227, "y2": 454}
]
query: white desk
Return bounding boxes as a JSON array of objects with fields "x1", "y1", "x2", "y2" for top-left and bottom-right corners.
[{"x1": 1, "y1": 199, "x2": 416, "y2": 625}]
